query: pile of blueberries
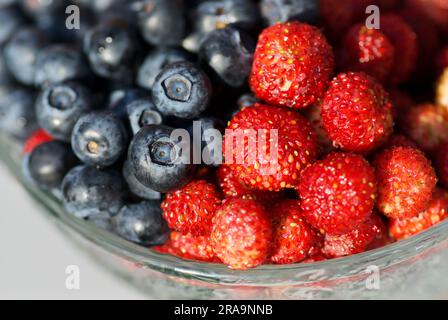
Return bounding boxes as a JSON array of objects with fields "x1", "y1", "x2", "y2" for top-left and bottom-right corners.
[{"x1": 0, "y1": 0, "x2": 318, "y2": 248}]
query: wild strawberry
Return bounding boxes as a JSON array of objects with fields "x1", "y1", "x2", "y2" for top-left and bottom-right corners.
[
  {"x1": 269, "y1": 200, "x2": 314, "y2": 264},
  {"x1": 390, "y1": 188, "x2": 448, "y2": 240},
  {"x1": 302, "y1": 104, "x2": 334, "y2": 156},
  {"x1": 375, "y1": 146, "x2": 437, "y2": 219},
  {"x1": 298, "y1": 152, "x2": 377, "y2": 235},
  {"x1": 224, "y1": 103, "x2": 318, "y2": 191},
  {"x1": 22, "y1": 129, "x2": 53, "y2": 154},
  {"x1": 410, "y1": 0, "x2": 448, "y2": 32},
  {"x1": 389, "y1": 89, "x2": 415, "y2": 121},
  {"x1": 338, "y1": 24, "x2": 394, "y2": 83},
  {"x1": 381, "y1": 134, "x2": 418, "y2": 151},
  {"x1": 249, "y1": 22, "x2": 334, "y2": 109},
  {"x1": 403, "y1": 103, "x2": 448, "y2": 153},
  {"x1": 322, "y1": 213, "x2": 386, "y2": 258},
  {"x1": 158, "y1": 231, "x2": 220, "y2": 263},
  {"x1": 161, "y1": 180, "x2": 221, "y2": 235},
  {"x1": 303, "y1": 250, "x2": 327, "y2": 263},
  {"x1": 211, "y1": 198, "x2": 272, "y2": 270},
  {"x1": 436, "y1": 68, "x2": 448, "y2": 108},
  {"x1": 216, "y1": 165, "x2": 282, "y2": 202},
  {"x1": 320, "y1": 0, "x2": 370, "y2": 41},
  {"x1": 321, "y1": 72, "x2": 394, "y2": 153},
  {"x1": 381, "y1": 14, "x2": 418, "y2": 85},
  {"x1": 434, "y1": 143, "x2": 448, "y2": 188}
]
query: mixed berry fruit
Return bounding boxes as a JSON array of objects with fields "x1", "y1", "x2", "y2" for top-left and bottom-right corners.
[{"x1": 1, "y1": 1, "x2": 448, "y2": 270}]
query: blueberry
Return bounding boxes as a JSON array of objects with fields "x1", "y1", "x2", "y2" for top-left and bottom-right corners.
[
  {"x1": 84, "y1": 18, "x2": 140, "y2": 82},
  {"x1": 260, "y1": 0, "x2": 320, "y2": 25},
  {"x1": 28, "y1": 141, "x2": 78, "y2": 189},
  {"x1": 36, "y1": 82, "x2": 93, "y2": 141},
  {"x1": 137, "y1": 49, "x2": 191, "y2": 90},
  {"x1": 200, "y1": 27, "x2": 254, "y2": 88},
  {"x1": 126, "y1": 99, "x2": 164, "y2": 135},
  {"x1": 34, "y1": 45, "x2": 90, "y2": 87},
  {"x1": 74, "y1": 0, "x2": 125, "y2": 13},
  {"x1": 123, "y1": 160, "x2": 161, "y2": 200},
  {"x1": 192, "y1": 116, "x2": 225, "y2": 166},
  {"x1": 138, "y1": 0, "x2": 186, "y2": 47},
  {"x1": 108, "y1": 87, "x2": 151, "y2": 119},
  {"x1": 152, "y1": 62, "x2": 212, "y2": 119},
  {"x1": 0, "y1": 86, "x2": 37, "y2": 139},
  {"x1": 196, "y1": 0, "x2": 259, "y2": 35},
  {"x1": 182, "y1": 31, "x2": 203, "y2": 54},
  {"x1": 61, "y1": 165, "x2": 128, "y2": 219},
  {"x1": 128, "y1": 124, "x2": 196, "y2": 193},
  {"x1": 71, "y1": 111, "x2": 128, "y2": 168},
  {"x1": 19, "y1": 0, "x2": 65, "y2": 19},
  {"x1": 0, "y1": 52, "x2": 12, "y2": 85},
  {"x1": 4, "y1": 28, "x2": 49, "y2": 86},
  {"x1": 113, "y1": 200, "x2": 169, "y2": 246},
  {"x1": 0, "y1": 5, "x2": 26, "y2": 45}
]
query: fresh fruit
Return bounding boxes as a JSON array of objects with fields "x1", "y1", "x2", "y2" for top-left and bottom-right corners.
[
  {"x1": 298, "y1": 152, "x2": 377, "y2": 235},
  {"x1": 211, "y1": 198, "x2": 272, "y2": 270},
  {"x1": 3, "y1": 28, "x2": 48, "y2": 85},
  {"x1": 122, "y1": 160, "x2": 161, "y2": 200},
  {"x1": 216, "y1": 165, "x2": 281, "y2": 202},
  {"x1": 84, "y1": 17, "x2": 139, "y2": 82},
  {"x1": 71, "y1": 111, "x2": 128, "y2": 168},
  {"x1": 381, "y1": 134, "x2": 418, "y2": 151},
  {"x1": 36, "y1": 82, "x2": 93, "y2": 142},
  {"x1": 113, "y1": 200, "x2": 170, "y2": 246},
  {"x1": 260, "y1": 0, "x2": 320, "y2": 25},
  {"x1": 250, "y1": 21, "x2": 334, "y2": 109},
  {"x1": 34, "y1": 45, "x2": 90, "y2": 87},
  {"x1": 224, "y1": 103, "x2": 318, "y2": 191},
  {"x1": 322, "y1": 213, "x2": 386, "y2": 258},
  {"x1": 138, "y1": 0, "x2": 186, "y2": 47},
  {"x1": 403, "y1": 103, "x2": 448, "y2": 153},
  {"x1": 61, "y1": 165, "x2": 128, "y2": 219},
  {"x1": 375, "y1": 146, "x2": 437, "y2": 219},
  {"x1": 380, "y1": 14, "x2": 418, "y2": 85},
  {"x1": 269, "y1": 200, "x2": 314, "y2": 264},
  {"x1": 161, "y1": 180, "x2": 221, "y2": 235},
  {"x1": 320, "y1": 72, "x2": 394, "y2": 153},
  {"x1": 157, "y1": 231, "x2": 219, "y2": 263},
  {"x1": 389, "y1": 188, "x2": 448, "y2": 240},
  {"x1": 152, "y1": 62, "x2": 212, "y2": 119},
  {"x1": 137, "y1": 49, "x2": 190, "y2": 90},
  {"x1": 23, "y1": 129, "x2": 53, "y2": 154},
  {"x1": 302, "y1": 103, "x2": 334, "y2": 156},
  {"x1": 200, "y1": 27, "x2": 255, "y2": 88},
  {"x1": 195, "y1": 0, "x2": 259, "y2": 35},
  {"x1": 337, "y1": 24, "x2": 394, "y2": 83},
  {"x1": 0, "y1": 4, "x2": 25, "y2": 45},
  {"x1": 127, "y1": 124, "x2": 196, "y2": 193},
  {"x1": 28, "y1": 141, "x2": 77, "y2": 189},
  {"x1": 125, "y1": 99, "x2": 164, "y2": 136}
]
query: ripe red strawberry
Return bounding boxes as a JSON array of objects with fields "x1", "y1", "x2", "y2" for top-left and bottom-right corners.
[
  {"x1": 434, "y1": 143, "x2": 448, "y2": 188},
  {"x1": 338, "y1": 24, "x2": 394, "y2": 83},
  {"x1": 216, "y1": 165, "x2": 282, "y2": 202},
  {"x1": 390, "y1": 188, "x2": 448, "y2": 240},
  {"x1": 249, "y1": 22, "x2": 334, "y2": 109},
  {"x1": 155, "y1": 231, "x2": 220, "y2": 263},
  {"x1": 389, "y1": 89, "x2": 415, "y2": 121},
  {"x1": 375, "y1": 146, "x2": 437, "y2": 219},
  {"x1": 302, "y1": 104, "x2": 334, "y2": 156},
  {"x1": 224, "y1": 103, "x2": 318, "y2": 191},
  {"x1": 22, "y1": 129, "x2": 53, "y2": 154},
  {"x1": 298, "y1": 152, "x2": 377, "y2": 235},
  {"x1": 211, "y1": 198, "x2": 272, "y2": 270},
  {"x1": 381, "y1": 134, "x2": 418, "y2": 151},
  {"x1": 303, "y1": 250, "x2": 327, "y2": 263},
  {"x1": 380, "y1": 14, "x2": 418, "y2": 85},
  {"x1": 403, "y1": 104, "x2": 448, "y2": 153},
  {"x1": 321, "y1": 72, "x2": 394, "y2": 153},
  {"x1": 322, "y1": 213, "x2": 386, "y2": 258},
  {"x1": 269, "y1": 200, "x2": 314, "y2": 264},
  {"x1": 161, "y1": 180, "x2": 221, "y2": 235}
]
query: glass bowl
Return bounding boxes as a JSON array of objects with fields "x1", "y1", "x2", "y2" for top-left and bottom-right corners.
[{"x1": 2, "y1": 134, "x2": 448, "y2": 299}]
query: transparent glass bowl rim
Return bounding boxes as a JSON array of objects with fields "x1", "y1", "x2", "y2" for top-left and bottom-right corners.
[{"x1": 3, "y1": 135, "x2": 448, "y2": 286}]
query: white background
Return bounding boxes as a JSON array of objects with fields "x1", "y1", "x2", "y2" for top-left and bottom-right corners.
[{"x1": 0, "y1": 164, "x2": 146, "y2": 299}]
